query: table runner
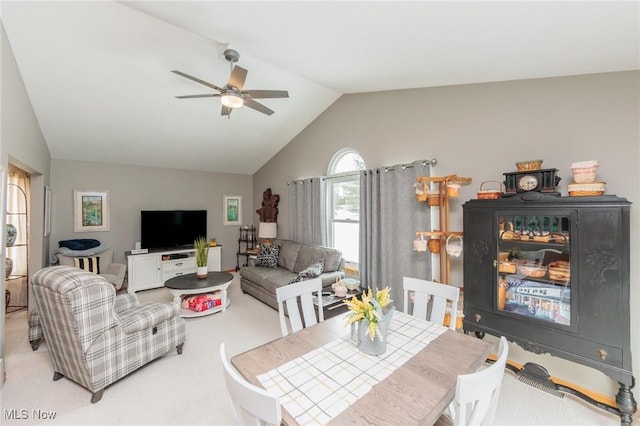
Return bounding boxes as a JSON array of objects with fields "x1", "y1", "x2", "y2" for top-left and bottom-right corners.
[{"x1": 257, "y1": 311, "x2": 447, "y2": 425}]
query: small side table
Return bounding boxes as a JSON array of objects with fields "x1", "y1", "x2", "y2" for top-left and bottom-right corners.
[
  {"x1": 165, "y1": 272, "x2": 233, "y2": 318},
  {"x1": 314, "y1": 290, "x2": 362, "y2": 320}
]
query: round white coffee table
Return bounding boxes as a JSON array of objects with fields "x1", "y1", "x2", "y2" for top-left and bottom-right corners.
[{"x1": 165, "y1": 272, "x2": 233, "y2": 318}]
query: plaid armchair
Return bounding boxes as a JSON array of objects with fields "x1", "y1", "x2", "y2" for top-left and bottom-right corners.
[{"x1": 31, "y1": 266, "x2": 186, "y2": 403}]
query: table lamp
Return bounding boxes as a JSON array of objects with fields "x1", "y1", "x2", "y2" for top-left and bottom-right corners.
[{"x1": 258, "y1": 222, "x2": 277, "y2": 245}]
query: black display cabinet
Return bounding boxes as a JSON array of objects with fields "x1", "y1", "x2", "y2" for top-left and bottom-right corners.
[{"x1": 462, "y1": 193, "x2": 635, "y2": 424}]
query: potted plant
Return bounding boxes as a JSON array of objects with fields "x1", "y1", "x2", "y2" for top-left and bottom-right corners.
[{"x1": 194, "y1": 237, "x2": 209, "y2": 279}]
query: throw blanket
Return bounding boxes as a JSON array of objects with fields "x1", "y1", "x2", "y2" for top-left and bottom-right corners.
[
  {"x1": 49, "y1": 243, "x2": 109, "y2": 265},
  {"x1": 59, "y1": 239, "x2": 101, "y2": 250}
]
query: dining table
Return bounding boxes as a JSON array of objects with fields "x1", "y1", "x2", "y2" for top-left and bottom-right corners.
[{"x1": 231, "y1": 311, "x2": 493, "y2": 425}]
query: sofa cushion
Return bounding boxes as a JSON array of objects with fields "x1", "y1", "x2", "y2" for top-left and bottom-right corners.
[
  {"x1": 255, "y1": 244, "x2": 280, "y2": 268},
  {"x1": 293, "y1": 245, "x2": 342, "y2": 273},
  {"x1": 240, "y1": 266, "x2": 297, "y2": 293},
  {"x1": 289, "y1": 258, "x2": 325, "y2": 284},
  {"x1": 277, "y1": 240, "x2": 302, "y2": 271},
  {"x1": 73, "y1": 256, "x2": 100, "y2": 274}
]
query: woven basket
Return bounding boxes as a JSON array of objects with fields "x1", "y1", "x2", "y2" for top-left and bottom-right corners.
[
  {"x1": 529, "y1": 233, "x2": 552, "y2": 243},
  {"x1": 568, "y1": 181, "x2": 605, "y2": 197},
  {"x1": 517, "y1": 264, "x2": 547, "y2": 278},
  {"x1": 428, "y1": 238, "x2": 441, "y2": 254},
  {"x1": 516, "y1": 160, "x2": 543, "y2": 171},
  {"x1": 548, "y1": 261, "x2": 570, "y2": 281},
  {"x1": 498, "y1": 261, "x2": 517, "y2": 274},
  {"x1": 571, "y1": 167, "x2": 597, "y2": 183},
  {"x1": 571, "y1": 160, "x2": 599, "y2": 183},
  {"x1": 427, "y1": 191, "x2": 441, "y2": 206},
  {"x1": 569, "y1": 190, "x2": 604, "y2": 197},
  {"x1": 414, "y1": 180, "x2": 427, "y2": 202},
  {"x1": 477, "y1": 181, "x2": 503, "y2": 200},
  {"x1": 550, "y1": 233, "x2": 569, "y2": 243}
]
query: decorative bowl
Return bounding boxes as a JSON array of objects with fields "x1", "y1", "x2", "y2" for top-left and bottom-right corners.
[{"x1": 342, "y1": 278, "x2": 360, "y2": 292}]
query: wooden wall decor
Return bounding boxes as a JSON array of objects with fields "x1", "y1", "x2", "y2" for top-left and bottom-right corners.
[{"x1": 256, "y1": 188, "x2": 280, "y2": 223}]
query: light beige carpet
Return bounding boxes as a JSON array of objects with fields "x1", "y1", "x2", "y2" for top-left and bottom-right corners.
[{"x1": 1, "y1": 273, "x2": 626, "y2": 425}]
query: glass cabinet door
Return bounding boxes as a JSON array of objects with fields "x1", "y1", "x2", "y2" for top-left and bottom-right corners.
[{"x1": 496, "y1": 213, "x2": 571, "y2": 326}]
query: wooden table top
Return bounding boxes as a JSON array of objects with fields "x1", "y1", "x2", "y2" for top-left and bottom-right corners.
[{"x1": 231, "y1": 314, "x2": 493, "y2": 425}]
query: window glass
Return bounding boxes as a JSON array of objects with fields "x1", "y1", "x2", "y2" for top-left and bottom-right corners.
[{"x1": 327, "y1": 149, "x2": 365, "y2": 264}]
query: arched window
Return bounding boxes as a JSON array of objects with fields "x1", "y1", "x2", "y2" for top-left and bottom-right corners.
[{"x1": 326, "y1": 149, "x2": 365, "y2": 263}]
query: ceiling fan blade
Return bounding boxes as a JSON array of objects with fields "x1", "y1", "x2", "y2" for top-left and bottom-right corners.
[
  {"x1": 175, "y1": 94, "x2": 221, "y2": 99},
  {"x1": 172, "y1": 70, "x2": 224, "y2": 92},
  {"x1": 244, "y1": 98, "x2": 275, "y2": 116},
  {"x1": 242, "y1": 90, "x2": 289, "y2": 99},
  {"x1": 227, "y1": 66, "x2": 248, "y2": 91},
  {"x1": 221, "y1": 105, "x2": 233, "y2": 116}
]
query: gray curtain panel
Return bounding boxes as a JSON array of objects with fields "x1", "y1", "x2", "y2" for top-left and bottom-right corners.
[
  {"x1": 360, "y1": 160, "x2": 431, "y2": 312},
  {"x1": 288, "y1": 177, "x2": 326, "y2": 246}
]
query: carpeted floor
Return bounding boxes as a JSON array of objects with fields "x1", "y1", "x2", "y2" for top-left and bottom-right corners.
[{"x1": 1, "y1": 273, "x2": 626, "y2": 425}]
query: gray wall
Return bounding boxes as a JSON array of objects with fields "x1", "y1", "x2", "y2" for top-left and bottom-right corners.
[
  {"x1": 1, "y1": 23, "x2": 52, "y2": 380},
  {"x1": 3, "y1": 15, "x2": 640, "y2": 403},
  {"x1": 253, "y1": 71, "x2": 640, "y2": 398},
  {"x1": 51, "y1": 160, "x2": 253, "y2": 271}
]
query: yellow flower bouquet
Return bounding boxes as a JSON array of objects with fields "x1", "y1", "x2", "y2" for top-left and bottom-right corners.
[{"x1": 344, "y1": 287, "x2": 392, "y2": 342}]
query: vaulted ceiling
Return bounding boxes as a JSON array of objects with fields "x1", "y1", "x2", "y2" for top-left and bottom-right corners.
[{"x1": 2, "y1": 1, "x2": 638, "y2": 174}]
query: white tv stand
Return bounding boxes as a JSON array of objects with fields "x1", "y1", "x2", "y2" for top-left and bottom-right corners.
[{"x1": 126, "y1": 246, "x2": 221, "y2": 293}]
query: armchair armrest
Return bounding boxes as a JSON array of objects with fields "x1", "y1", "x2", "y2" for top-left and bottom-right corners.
[
  {"x1": 119, "y1": 302, "x2": 180, "y2": 335},
  {"x1": 114, "y1": 293, "x2": 138, "y2": 313}
]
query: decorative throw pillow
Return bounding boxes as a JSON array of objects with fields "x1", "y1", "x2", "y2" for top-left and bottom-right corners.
[
  {"x1": 255, "y1": 244, "x2": 280, "y2": 268},
  {"x1": 73, "y1": 256, "x2": 100, "y2": 274},
  {"x1": 289, "y1": 258, "x2": 325, "y2": 284}
]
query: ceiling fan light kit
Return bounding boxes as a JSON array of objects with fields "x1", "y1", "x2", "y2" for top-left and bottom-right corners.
[
  {"x1": 172, "y1": 49, "x2": 288, "y2": 117},
  {"x1": 220, "y1": 93, "x2": 243, "y2": 109}
]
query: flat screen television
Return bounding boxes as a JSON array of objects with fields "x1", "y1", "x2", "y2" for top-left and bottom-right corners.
[{"x1": 141, "y1": 210, "x2": 207, "y2": 250}]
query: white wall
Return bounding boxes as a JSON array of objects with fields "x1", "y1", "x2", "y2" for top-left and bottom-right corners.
[
  {"x1": 51, "y1": 160, "x2": 253, "y2": 271},
  {"x1": 253, "y1": 71, "x2": 640, "y2": 400}
]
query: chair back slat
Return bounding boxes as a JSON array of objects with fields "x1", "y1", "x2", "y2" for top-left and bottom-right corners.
[
  {"x1": 403, "y1": 277, "x2": 460, "y2": 329},
  {"x1": 276, "y1": 277, "x2": 323, "y2": 336}
]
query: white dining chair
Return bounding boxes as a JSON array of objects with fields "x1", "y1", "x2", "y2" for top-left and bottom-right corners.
[
  {"x1": 403, "y1": 277, "x2": 460, "y2": 329},
  {"x1": 276, "y1": 277, "x2": 323, "y2": 336},
  {"x1": 446, "y1": 336, "x2": 509, "y2": 426},
  {"x1": 219, "y1": 343, "x2": 282, "y2": 426}
]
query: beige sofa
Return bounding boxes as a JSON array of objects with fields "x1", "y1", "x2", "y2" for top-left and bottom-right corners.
[
  {"x1": 57, "y1": 248, "x2": 126, "y2": 290},
  {"x1": 239, "y1": 239, "x2": 344, "y2": 310}
]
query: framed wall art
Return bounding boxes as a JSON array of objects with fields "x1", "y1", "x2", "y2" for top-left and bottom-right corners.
[
  {"x1": 73, "y1": 189, "x2": 110, "y2": 232},
  {"x1": 223, "y1": 195, "x2": 242, "y2": 226}
]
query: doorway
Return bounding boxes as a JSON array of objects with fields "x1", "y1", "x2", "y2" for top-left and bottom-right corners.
[{"x1": 5, "y1": 165, "x2": 29, "y2": 313}]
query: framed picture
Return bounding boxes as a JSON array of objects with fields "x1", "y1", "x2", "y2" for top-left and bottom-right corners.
[
  {"x1": 44, "y1": 186, "x2": 52, "y2": 237},
  {"x1": 223, "y1": 195, "x2": 242, "y2": 226},
  {"x1": 73, "y1": 190, "x2": 110, "y2": 232}
]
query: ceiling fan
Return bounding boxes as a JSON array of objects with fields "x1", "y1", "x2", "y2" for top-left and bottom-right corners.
[{"x1": 172, "y1": 49, "x2": 289, "y2": 117}]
